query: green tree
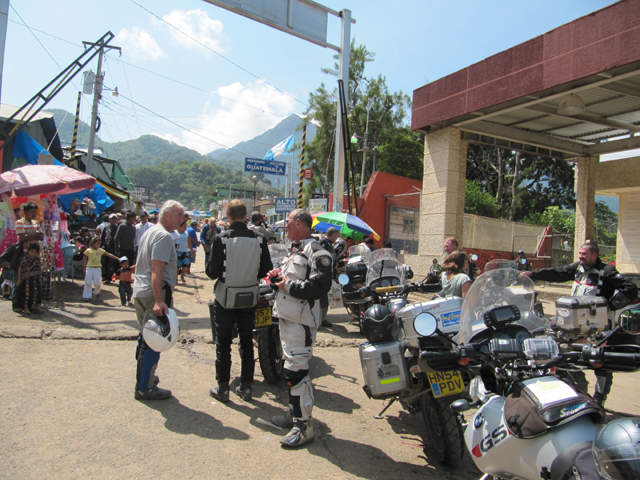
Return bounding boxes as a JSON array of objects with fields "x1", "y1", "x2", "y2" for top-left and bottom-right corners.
[
  {"x1": 464, "y1": 180, "x2": 501, "y2": 218},
  {"x1": 466, "y1": 144, "x2": 576, "y2": 222},
  {"x1": 375, "y1": 129, "x2": 424, "y2": 180},
  {"x1": 303, "y1": 42, "x2": 412, "y2": 199}
]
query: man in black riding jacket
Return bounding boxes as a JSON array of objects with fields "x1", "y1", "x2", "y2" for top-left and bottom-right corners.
[
  {"x1": 206, "y1": 200, "x2": 273, "y2": 403},
  {"x1": 524, "y1": 241, "x2": 638, "y2": 406}
]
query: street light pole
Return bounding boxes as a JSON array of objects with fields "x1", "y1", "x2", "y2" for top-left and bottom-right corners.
[{"x1": 359, "y1": 98, "x2": 372, "y2": 197}]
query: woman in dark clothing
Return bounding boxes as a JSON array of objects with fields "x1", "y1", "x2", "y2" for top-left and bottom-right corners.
[{"x1": 17, "y1": 242, "x2": 43, "y2": 314}]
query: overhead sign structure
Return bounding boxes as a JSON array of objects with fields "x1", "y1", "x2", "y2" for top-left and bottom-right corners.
[
  {"x1": 202, "y1": 0, "x2": 354, "y2": 214},
  {"x1": 244, "y1": 157, "x2": 287, "y2": 175},
  {"x1": 275, "y1": 198, "x2": 297, "y2": 213}
]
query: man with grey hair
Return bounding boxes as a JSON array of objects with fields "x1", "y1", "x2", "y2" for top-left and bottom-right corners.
[
  {"x1": 268, "y1": 208, "x2": 333, "y2": 447},
  {"x1": 132, "y1": 199, "x2": 185, "y2": 400}
]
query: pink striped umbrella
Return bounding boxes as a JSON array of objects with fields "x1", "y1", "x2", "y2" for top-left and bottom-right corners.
[{"x1": 0, "y1": 164, "x2": 95, "y2": 197}]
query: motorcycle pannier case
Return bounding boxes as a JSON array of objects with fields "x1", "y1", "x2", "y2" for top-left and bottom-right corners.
[
  {"x1": 555, "y1": 295, "x2": 608, "y2": 333},
  {"x1": 359, "y1": 340, "x2": 410, "y2": 398}
]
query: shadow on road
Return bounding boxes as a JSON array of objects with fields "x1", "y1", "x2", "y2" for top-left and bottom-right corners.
[{"x1": 141, "y1": 396, "x2": 250, "y2": 441}]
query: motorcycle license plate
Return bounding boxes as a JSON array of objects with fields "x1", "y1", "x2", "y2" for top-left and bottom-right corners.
[
  {"x1": 254, "y1": 307, "x2": 272, "y2": 328},
  {"x1": 427, "y1": 371, "x2": 464, "y2": 398}
]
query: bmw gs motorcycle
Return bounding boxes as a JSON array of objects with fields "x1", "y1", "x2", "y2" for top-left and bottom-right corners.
[
  {"x1": 417, "y1": 268, "x2": 640, "y2": 479},
  {"x1": 341, "y1": 246, "x2": 412, "y2": 322}
]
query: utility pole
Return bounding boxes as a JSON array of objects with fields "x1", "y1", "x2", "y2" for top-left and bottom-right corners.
[
  {"x1": 83, "y1": 37, "x2": 120, "y2": 177},
  {"x1": 359, "y1": 98, "x2": 372, "y2": 197},
  {"x1": 332, "y1": 9, "x2": 352, "y2": 213},
  {"x1": 0, "y1": 0, "x2": 9, "y2": 107}
]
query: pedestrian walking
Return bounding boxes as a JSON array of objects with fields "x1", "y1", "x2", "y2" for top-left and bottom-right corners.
[
  {"x1": 115, "y1": 212, "x2": 137, "y2": 265},
  {"x1": 83, "y1": 237, "x2": 120, "y2": 301},
  {"x1": 16, "y1": 242, "x2": 43, "y2": 315},
  {"x1": 116, "y1": 256, "x2": 135, "y2": 306}
]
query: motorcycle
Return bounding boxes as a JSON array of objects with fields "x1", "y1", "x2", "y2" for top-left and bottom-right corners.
[
  {"x1": 208, "y1": 243, "x2": 288, "y2": 385},
  {"x1": 417, "y1": 268, "x2": 640, "y2": 479},
  {"x1": 341, "y1": 247, "x2": 413, "y2": 321}
]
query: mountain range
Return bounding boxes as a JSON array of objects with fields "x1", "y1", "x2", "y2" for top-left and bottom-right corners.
[{"x1": 43, "y1": 109, "x2": 315, "y2": 176}]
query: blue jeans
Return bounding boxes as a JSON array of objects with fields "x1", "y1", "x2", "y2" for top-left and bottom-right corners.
[{"x1": 119, "y1": 282, "x2": 132, "y2": 305}]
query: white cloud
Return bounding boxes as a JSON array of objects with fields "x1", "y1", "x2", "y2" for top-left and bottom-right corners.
[
  {"x1": 156, "y1": 80, "x2": 299, "y2": 155},
  {"x1": 162, "y1": 9, "x2": 228, "y2": 55},
  {"x1": 116, "y1": 27, "x2": 166, "y2": 63}
]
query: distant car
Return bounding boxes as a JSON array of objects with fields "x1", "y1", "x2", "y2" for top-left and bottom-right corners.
[{"x1": 274, "y1": 226, "x2": 286, "y2": 243}]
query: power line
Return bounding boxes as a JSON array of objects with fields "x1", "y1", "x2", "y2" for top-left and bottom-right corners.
[
  {"x1": 9, "y1": 5, "x2": 62, "y2": 69},
  {"x1": 130, "y1": 0, "x2": 308, "y2": 108},
  {"x1": 106, "y1": 90, "x2": 255, "y2": 157},
  {"x1": 106, "y1": 53, "x2": 290, "y2": 118}
]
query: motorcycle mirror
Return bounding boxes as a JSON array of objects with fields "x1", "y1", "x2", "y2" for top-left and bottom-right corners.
[
  {"x1": 414, "y1": 312, "x2": 438, "y2": 337},
  {"x1": 470, "y1": 254, "x2": 478, "y2": 262},
  {"x1": 618, "y1": 308, "x2": 640, "y2": 334},
  {"x1": 338, "y1": 274, "x2": 350, "y2": 286}
]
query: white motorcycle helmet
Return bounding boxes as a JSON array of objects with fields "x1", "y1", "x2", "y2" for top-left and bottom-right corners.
[{"x1": 143, "y1": 308, "x2": 180, "y2": 352}]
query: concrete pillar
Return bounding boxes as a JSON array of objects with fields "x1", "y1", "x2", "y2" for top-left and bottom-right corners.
[
  {"x1": 574, "y1": 155, "x2": 598, "y2": 261},
  {"x1": 419, "y1": 127, "x2": 467, "y2": 261}
]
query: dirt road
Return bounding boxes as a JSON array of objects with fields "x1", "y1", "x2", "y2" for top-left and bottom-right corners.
[{"x1": 1, "y1": 256, "x2": 639, "y2": 479}]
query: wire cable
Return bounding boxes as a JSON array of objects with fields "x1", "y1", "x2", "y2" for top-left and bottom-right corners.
[
  {"x1": 130, "y1": 0, "x2": 308, "y2": 108},
  {"x1": 9, "y1": 5, "x2": 62, "y2": 69}
]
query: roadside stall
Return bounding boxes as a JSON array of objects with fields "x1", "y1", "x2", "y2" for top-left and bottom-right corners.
[{"x1": 0, "y1": 164, "x2": 95, "y2": 299}]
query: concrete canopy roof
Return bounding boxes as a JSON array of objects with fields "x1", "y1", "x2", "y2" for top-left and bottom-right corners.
[{"x1": 412, "y1": 0, "x2": 640, "y2": 160}]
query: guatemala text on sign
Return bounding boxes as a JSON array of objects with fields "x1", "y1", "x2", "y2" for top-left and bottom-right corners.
[{"x1": 244, "y1": 158, "x2": 287, "y2": 176}]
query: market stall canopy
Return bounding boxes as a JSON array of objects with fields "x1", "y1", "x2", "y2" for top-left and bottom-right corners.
[
  {"x1": 312, "y1": 211, "x2": 380, "y2": 241},
  {"x1": 58, "y1": 183, "x2": 114, "y2": 216},
  {"x1": 0, "y1": 164, "x2": 95, "y2": 197}
]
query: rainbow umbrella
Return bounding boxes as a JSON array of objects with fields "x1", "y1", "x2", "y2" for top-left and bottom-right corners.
[{"x1": 312, "y1": 211, "x2": 380, "y2": 241}]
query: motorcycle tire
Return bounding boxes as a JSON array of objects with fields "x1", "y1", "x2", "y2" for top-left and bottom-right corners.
[
  {"x1": 257, "y1": 324, "x2": 284, "y2": 385},
  {"x1": 421, "y1": 392, "x2": 465, "y2": 466}
]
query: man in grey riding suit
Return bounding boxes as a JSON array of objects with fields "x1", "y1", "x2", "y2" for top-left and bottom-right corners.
[
  {"x1": 524, "y1": 241, "x2": 638, "y2": 406},
  {"x1": 268, "y1": 209, "x2": 332, "y2": 447}
]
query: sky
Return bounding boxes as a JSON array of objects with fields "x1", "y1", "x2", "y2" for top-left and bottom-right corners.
[{"x1": 2, "y1": 0, "x2": 618, "y2": 156}]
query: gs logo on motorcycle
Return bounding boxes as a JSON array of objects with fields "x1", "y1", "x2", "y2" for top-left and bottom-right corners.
[
  {"x1": 473, "y1": 413, "x2": 484, "y2": 429},
  {"x1": 471, "y1": 424, "x2": 509, "y2": 457}
]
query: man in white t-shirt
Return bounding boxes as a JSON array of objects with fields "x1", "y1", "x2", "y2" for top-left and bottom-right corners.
[
  {"x1": 135, "y1": 211, "x2": 153, "y2": 250},
  {"x1": 133, "y1": 200, "x2": 184, "y2": 401}
]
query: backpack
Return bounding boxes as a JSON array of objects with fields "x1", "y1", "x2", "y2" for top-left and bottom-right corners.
[{"x1": 213, "y1": 231, "x2": 263, "y2": 309}]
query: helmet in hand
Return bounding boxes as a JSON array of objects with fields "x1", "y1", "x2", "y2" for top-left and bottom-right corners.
[{"x1": 142, "y1": 308, "x2": 180, "y2": 352}]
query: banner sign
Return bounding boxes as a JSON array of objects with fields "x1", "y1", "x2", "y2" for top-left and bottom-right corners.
[
  {"x1": 275, "y1": 198, "x2": 297, "y2": 213},
  {"x1": 244, "y1": 157, "x2": 286, "y2": 175},
  {"x1": 308, "y1": 198, "x2": 328, "y2": 214}
]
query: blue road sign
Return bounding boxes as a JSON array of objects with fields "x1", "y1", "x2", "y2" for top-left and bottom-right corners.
[
  {"x1": 244, "y1": 157, "x2": 286, "y2": 175},
  {"x1": 275, "y1": 198, "x2": 297, "y2": 213}
]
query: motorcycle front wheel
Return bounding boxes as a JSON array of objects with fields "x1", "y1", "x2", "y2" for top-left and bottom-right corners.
[
  {"x1": 257, "y1": 324, "x2": 284, "y2": 384},
  {"x1": 421, "y1": 392, "x2": 465, "y2": 466}
]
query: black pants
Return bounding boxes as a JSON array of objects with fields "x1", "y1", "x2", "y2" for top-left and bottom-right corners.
[
  {"x1": 102, "y1": 251, "x2": 117, "y2": 282},
  {"x1": 212, "y1": 301, "x2": 255, "y2": 386},
  {"x1": 119, "y1": 282, "x2": 132, "y2": 305}
]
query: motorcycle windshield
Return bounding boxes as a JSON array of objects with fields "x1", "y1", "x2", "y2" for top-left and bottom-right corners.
[
  {"x1": 484, "y1": 258, "x2": 517, "y2": 271},
  {"x1": 366, "y1": 248, "x2": 404, "y2": 286},
  {"x1": 457, "y1": 268, "x2": 546, "y2": 344},
  {"x1": 347, "y1": 244, "x2": 372, "y2": 264}
]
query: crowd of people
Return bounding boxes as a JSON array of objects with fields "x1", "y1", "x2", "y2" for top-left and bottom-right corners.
[{"x1": 3, "y1": 196, "x2": 639, "y2": 449}]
